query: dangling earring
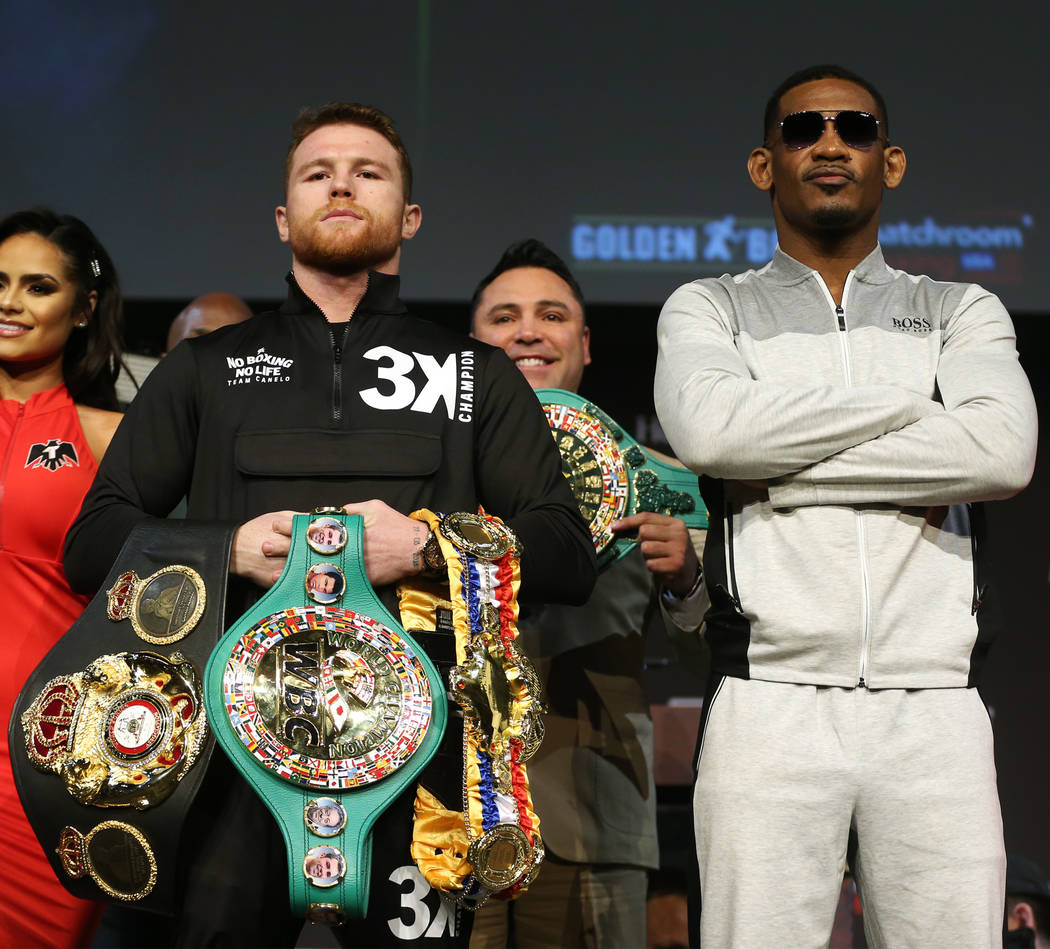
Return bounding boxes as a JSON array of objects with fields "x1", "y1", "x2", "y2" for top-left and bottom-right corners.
[{"x1": 75, "y1": 318, "x2": 89, "y2": 328}]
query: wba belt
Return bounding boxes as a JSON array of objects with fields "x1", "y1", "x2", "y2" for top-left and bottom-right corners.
[
  {"x1": 403, "y1": 510, "x2": 544, "y2": 911},
  {"x1": 11, "y1": 520, "x2": 236, "y2": 914},
  {"x1": 535, "y1": 388, "x2": 708, "y2": 566},
  {"x1": 203, "y1": 510, "x2": 446, "y2": 923}
]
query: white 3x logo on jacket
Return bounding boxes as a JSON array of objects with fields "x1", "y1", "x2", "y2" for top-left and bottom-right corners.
[{"x1": 358, "y1": 346, "x2": 475, "y2": 422}]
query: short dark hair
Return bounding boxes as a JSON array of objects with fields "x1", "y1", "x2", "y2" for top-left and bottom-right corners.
[
  {"x1": 284, "y1": 102, "x2": 413, "y2": 201},
  {"x1": 763, "y1": 64, "x2": 890, "y2": 145},
  {"x1": 470, "y1": 239, "x2": 584, "y2": 325},
  {"x1": 0, "y1": 208, "x2": 125, "y2": 411}
]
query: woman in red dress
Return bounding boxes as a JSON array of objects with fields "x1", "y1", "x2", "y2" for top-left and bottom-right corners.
[{"x1": 0, "y1": 209, "x2": 126, "y2": 948}]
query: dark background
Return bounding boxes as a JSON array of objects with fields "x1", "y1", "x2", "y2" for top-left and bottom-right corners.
[
  {"x1": 5, "y1": 0, "x2": 1047, "y2": 880},
  {"x1": 3, "y1": 1, "x2": 1045, "y2": 307}
]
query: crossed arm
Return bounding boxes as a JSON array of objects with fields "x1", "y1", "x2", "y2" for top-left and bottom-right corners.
[{"x1": 655, "y1": 282, "x2": 1037, "y2": 509}]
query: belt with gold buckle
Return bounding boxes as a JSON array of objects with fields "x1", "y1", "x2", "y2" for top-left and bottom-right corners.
[
  {"x1": 12, "y1": 520, "x2": 235, "y2": 913},
  {"x1": 535, "y1": 388, "x2": 708, "y2": 567},
  {"x1": 203, "y1": 510, "x2": 446, "y2": 923}
]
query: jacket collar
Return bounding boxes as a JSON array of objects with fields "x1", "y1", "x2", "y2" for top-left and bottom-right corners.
[
  {"x1": 762, "y1": 244, "x2": 892, "y2": 286},
  {"x1": 279, "y1": 269, "x2": 408, "y2": 319}
]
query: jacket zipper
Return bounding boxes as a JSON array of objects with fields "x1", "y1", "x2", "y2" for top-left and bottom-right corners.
[
  {"x1": 834, "y1": 302, "x2": 851, "y2": 382},
  {"x1": 0, "y1": 402, "x2": 26, "y2": 549},
  {"x1": 328, "y1": 275, "x2": 368, "y2": 424},
  {"x1": 329, "y1": 322, "x2": 352, "y2": 423},
  {"x1": 826, "y1": 275, "x2": 873, "y2": 686}
]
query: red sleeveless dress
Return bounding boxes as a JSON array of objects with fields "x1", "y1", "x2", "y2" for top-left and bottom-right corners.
[{"x1": 0, "y1": 384, "x2": 105, "y2": 948}]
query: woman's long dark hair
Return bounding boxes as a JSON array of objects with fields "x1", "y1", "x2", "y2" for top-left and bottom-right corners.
[{"x1": 0, "y1": 208, "x2": 126, "y2": 410}]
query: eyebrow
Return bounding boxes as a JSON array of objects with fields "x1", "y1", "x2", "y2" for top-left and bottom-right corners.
[
  {"x1": 297, "y1": 156, "x2": 394, "y2": 176},
  {"x1": 0, "y1": 271, "x2": 59, "y2": 283},
  {"x1": 485, "y1": 302, "x2": 522, "y2": 316},
  {"x1": 485, "y1": 299, "x2": 572, "y2": 316}
]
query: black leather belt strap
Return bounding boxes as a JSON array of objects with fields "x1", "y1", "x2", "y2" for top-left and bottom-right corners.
[{"x1": 8, "y1": 519, "x2": 236, "y2": 915}]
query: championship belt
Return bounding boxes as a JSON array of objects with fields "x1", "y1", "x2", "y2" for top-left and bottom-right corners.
[
  {"x1": 403, "y1": 511, "x2": 544, "y2": 910},
  {"x1": 536, "y1": 388, "x2": 708, "y2": 566},
  {"x1": 10, "y1": 520, "x2": 236, "y2": 913},
  {"x1": 203, "y1": 510, "x2": 446, "y2": 923}
]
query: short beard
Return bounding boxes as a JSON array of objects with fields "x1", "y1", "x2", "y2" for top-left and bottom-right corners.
[
  {"x1": 289, "y1": 215, "x2": 401, "y2": 275},
  {"x1": 810, "y1": 197, "x2": 877, "y2": 234},
  {"x1": 811, "y1": 204, "x2": 859, "y2": 230}
]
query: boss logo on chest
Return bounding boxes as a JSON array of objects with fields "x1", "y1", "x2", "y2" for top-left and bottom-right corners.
[{"x1": 890, "y1": 315, "x2": 934, "y2": 334}]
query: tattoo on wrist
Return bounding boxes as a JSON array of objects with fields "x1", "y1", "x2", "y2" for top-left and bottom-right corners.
[{"x1": 412, "y1": 524, "x2": 423, "y2": 570}]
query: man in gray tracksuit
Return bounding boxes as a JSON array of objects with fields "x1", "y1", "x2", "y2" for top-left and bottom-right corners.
[{"x1": 655, "y1": 64, "x2": 1038, "y2": 947}]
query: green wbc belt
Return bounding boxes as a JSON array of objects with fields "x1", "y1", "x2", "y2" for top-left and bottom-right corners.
[
  {"x1": 535, "y1": 388, "x2": 708, "y2": 567},
  {"x1": 203, "y1": 510, "x2": 446, "y2": 923}
]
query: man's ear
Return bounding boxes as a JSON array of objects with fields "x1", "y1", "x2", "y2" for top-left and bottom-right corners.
[
  {"x1": 401, "y1": 203, "x2": 422, "y2": 241},
  {"x1": 883, "y1": 145, "x2": 906, "y2": 190},
  {"x1": 748, "y1": 147, "x2": 774, "y2": 192},
  {"x1": 275, "y1": 205, "x2": 289, "y2": 244}
]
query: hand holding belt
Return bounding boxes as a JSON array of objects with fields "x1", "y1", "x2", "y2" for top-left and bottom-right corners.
[
  {"x1": 203, "y1": 510, "x2": 446, "y2": 923},
  {"x1": 535, "y1": 388, "x2": 708, "y2": 567}
]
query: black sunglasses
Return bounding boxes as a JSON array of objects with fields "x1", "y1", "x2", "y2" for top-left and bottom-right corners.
[{"x1": 775, "y1": 110, "x2": 882, "y2": 150}]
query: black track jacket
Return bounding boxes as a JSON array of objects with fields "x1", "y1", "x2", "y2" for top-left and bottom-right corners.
[{"x1": 65, "y1": 272, "x2": 596, "y2": 605}]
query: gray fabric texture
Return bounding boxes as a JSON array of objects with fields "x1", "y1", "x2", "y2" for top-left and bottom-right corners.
[
  {"x1": 693, "y1": 677, "x2": 1005, "y2": 949},
  {"x1": 655, "y1": 246, "x2": 1037, "y2": 688}
]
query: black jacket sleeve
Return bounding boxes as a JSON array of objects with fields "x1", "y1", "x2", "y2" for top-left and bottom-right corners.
[
  {"x1": 473, "y1": 349, "x2": 597, "y2": 606},
  {"x1": 64, "y1": 344, "x2": 223, "y2": 593}
]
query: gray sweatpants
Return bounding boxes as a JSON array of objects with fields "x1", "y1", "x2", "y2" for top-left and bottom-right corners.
[{"x1": 694, "y1": 677, "x2": 1005, "y2": 948}]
